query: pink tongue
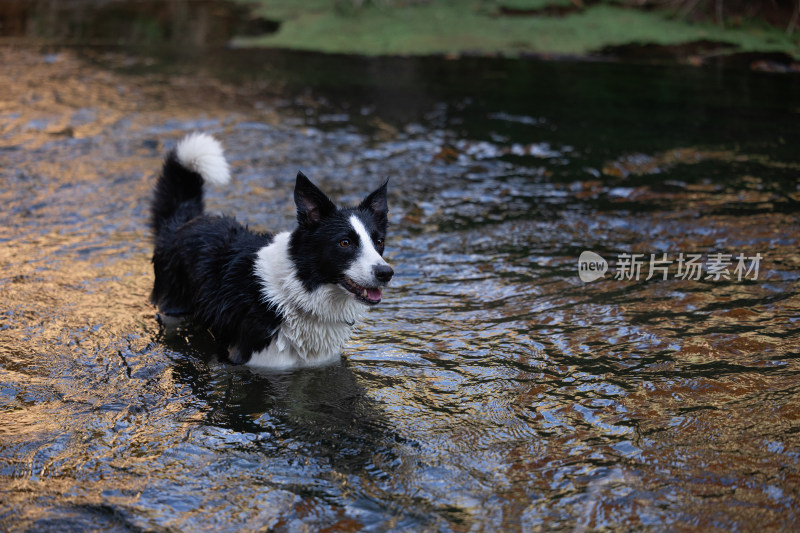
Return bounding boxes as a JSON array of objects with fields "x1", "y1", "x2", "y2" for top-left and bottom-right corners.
[{"x1": 367, "y1": 288, "x2": 382, "y2": 301}]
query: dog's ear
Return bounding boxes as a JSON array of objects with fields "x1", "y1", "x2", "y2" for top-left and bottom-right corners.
[
  {"x1": 359, "y1": 179, "x2": 389, "y2": 221},
  {"x1": 294, "y1": 172, "x2": 336, "y2": 226}
]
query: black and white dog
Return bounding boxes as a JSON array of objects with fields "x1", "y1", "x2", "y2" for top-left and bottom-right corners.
[{"x1": 149, "y1": 133, "x2": 393, "y2": 368}]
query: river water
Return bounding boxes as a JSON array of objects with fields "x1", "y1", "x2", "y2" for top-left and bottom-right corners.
[{"x1": 2, "y1": 12, "x2": 800, "y2": 531}]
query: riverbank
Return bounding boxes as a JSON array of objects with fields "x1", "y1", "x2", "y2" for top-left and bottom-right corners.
[{"x1": 234, "y1": 0, "x2": 800, "y2": 66}]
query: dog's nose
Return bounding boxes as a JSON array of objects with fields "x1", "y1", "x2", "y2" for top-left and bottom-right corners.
[{"x1": 373, "y1": 264, "x2": 394, "y2": 284}]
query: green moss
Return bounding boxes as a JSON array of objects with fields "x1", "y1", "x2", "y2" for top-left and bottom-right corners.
[
  {"x1": 487, "y1": 0, "x2": 575, "y2": 9},
  {"x1": 233, "y1": 1, "x2": 800, "y2": 58}
]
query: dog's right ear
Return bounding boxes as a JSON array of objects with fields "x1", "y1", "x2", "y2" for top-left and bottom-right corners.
[{"x1": 294, "y1": 172, "x2": 336, "y2": 226}]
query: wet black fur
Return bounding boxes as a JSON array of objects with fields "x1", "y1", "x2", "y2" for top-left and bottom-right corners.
[{"x1": 149, "y1": 149, "x2": 388, "y2": 365}]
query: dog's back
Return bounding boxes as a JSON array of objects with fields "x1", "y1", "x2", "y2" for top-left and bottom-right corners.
[{"x1": 149, "y1": 134, "x2": 280, "y2": 362}]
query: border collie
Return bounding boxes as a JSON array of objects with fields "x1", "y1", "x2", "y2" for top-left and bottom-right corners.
[{"x1": 149, "y1": 133, "x2": 393, "y2": 368}]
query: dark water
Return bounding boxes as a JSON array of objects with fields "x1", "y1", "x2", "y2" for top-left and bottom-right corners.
[{"x1": 2, "y1": 12, "x2": 800, "y2": 531}]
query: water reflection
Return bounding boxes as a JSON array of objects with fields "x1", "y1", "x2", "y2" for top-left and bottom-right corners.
[
  {"x1": 1, "y1": 39, "x2": 800, "y2": 531},
  {"x1": 0, "y1": 0, "x2": 276, "y2": 47}
]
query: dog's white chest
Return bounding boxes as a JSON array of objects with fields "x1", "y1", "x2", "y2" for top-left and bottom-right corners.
[
  {"x1": 246, "y1": 319, "x2": 355, "y2": 369},
  {"x1": 249, "y1": 232, "x2": 364, "y2": 368}
]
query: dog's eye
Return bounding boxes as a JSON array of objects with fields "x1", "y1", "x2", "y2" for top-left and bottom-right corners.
[
  {"x1": 339, "y1": 239, "x2": 351, "y2": 248},
  {"x1": 376, "y1": 238, "x2": 384, "y2": 248}
]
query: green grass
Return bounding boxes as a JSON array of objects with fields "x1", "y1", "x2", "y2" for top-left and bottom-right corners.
[{"x1": 233, "y1": 0, "x2": 800, "y2": 58}]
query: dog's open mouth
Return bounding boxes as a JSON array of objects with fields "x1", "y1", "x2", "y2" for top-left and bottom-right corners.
[{"x1": 340, "y1": 276, "x2": 382, "y2": 305}]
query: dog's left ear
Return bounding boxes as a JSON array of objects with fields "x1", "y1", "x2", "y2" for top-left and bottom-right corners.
[{"x1": 359, "y1": 179, "x2": 389, "y2": 221}]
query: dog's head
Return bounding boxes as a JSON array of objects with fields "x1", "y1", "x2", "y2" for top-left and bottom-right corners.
[{"x1": 289, "y1": 172, "x2": 393, "y2": 305}]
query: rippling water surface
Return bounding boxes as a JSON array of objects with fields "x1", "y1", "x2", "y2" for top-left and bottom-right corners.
[{"x1": 1, "y1": 40, "x2": 800, "y2": 531}]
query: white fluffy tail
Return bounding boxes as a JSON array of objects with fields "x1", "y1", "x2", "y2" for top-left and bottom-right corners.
[{"x1": 175, "y1": 133, "x2": 230, "y2": 186}]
